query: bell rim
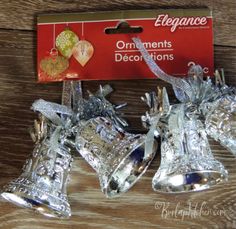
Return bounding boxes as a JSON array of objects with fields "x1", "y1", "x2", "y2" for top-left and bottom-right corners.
[
  {"x1": 1, "y1": 182, "x2": 71, "y2": 219},
  {"x1": 152, "y1": 169, "x2": 228, "y2": 193},
  {"x1": 103, "y1": 135, "x2": 157, "y2": 198}
]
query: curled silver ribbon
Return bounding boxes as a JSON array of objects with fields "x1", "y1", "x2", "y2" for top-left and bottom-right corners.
[
  {"x1": 132, "y1": 37, "x2": 193, "y2": 102},
  {"x1": 32, "y1": 99, "x2": 73, "y2": 125},
  {"x1": 31, "y1": 98, "x2": 74, "y2": 151}
]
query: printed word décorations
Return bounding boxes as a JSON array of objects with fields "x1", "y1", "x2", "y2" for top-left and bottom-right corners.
[{"x1": 115, "y1": 52, "x2": 174, "y2": 62}]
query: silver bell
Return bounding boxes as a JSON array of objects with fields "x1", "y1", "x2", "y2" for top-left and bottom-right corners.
[
  {"x1": 205, "y1": 94, "x2": 236, "y2": 155},
  {"x1": 142, "y1": 88, "x2": 228, "y2": 193},
  {"x1": 75, "y1": 116, "x2": 157, "y2": 198},
  {"x1": 1, "y1": 115, "x2": 73, "y2": 218},
  {"x1": 152, "y1": 104, "x2": 228, "y2": 193}
]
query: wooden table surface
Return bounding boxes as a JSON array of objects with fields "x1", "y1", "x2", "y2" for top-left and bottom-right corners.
[{"x1": 0, "y1": 1, "x2": 235, "y2": 229}]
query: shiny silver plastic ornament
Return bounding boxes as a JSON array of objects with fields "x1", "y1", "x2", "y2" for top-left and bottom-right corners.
[
  {"x1": 75, "y1": 116, "x2": 157, "y2": 197},
  {"x1": 71, "y1": 84, "x2": 157, "y2": 198},
  {"x1": 142, "y1": 88, "x2": 228, "y2": 193},
  {"x1": 202, "y1": 71, "x2": 236, "y2": 155},
  {"x1": 205, "y1": 94, "x2": 236, "y2": 154},
  {"x1": 1, "y1": 115, "x2": 73, "y2": 218}
]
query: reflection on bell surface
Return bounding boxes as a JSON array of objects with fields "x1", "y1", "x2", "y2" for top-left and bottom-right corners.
[
  {"x1": 152, "y1": 104, "x2": 228, "y2": 193},
  {"x1": 141, "y1": 87, "x2": 228, "y2": 193},
  {"x1": 1, "y1": 116, "x2": 72, "y2": 218},
  {"x1": 75, "y1": 116, "x2": 157, "y2": 198}
]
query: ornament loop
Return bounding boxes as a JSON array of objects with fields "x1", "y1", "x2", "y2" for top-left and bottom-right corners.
[{"x1": 50, "y1": 48, "x2": 58, "y2": 57}]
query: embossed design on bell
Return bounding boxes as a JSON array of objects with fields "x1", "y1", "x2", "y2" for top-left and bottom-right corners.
[
  {"x1": 1, "y1": 115, "x2": 73, "y2": 218},
  {"x1": 152, "y1": 104, "x2": 228, "y2": 192},
  {"x1": 141, "y1": 88, "x2": 228, "y2": 193},
  {"x1": 75, "y1": 116, "x2": 157, "y2": 198},
  {"x1": 205, "y1": 94, "x2": 236, "y2": 155}
]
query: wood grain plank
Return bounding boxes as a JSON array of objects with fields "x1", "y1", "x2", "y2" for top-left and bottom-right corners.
[
  {"x1": 0, "y1": 155, "x2": 235, "y2": 229},
  {"x1": 0, "y1": 0, "x2": 235, "y2": 46},
  {"x1": 0, "y1": 29, "x2": 235, "y2": 228}
]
